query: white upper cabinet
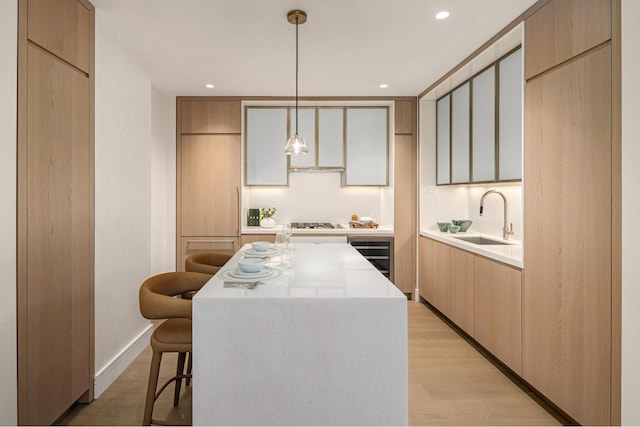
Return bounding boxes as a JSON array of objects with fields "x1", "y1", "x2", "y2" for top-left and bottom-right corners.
[
  {"x1": 289, "y1": 107, "x2": 317, "y2": 169},
  {"x1": 245, "y1": 107, "x2": 288, "y2": 186},
  {"x1": 344, "y1": 107, "x2": 389, "y2": 186},
  {"x1": 435, "y1": 47, "x2": 522, "y2": 185},
  {"x1": 318, "y1": 108, "x2": 344, "y2": 168},
  {"x1": 498, "y1": 48, "x2": 523, "y2": 181},
  {"x1": 451, "y1": 83, "x2": 470, "y2": 183},
  {"x1": 436, "y1": 95, "x2": 451, "y2": 185},
  {"x1": 472, "y1": 66, "x2": 496, "y2": 182}
]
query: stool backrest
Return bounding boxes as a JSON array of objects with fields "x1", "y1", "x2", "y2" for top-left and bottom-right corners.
[{"x1": 139, "y1": 272, "x2": 211, "y2": 320}]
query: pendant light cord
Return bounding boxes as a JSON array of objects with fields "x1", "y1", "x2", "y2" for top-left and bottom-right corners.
[{"x1": 295, "y1": 17, "x2": 299, "y2": 135}]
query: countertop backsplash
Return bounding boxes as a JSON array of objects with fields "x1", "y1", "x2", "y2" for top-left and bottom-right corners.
[{"x1": 244, "y1": 172, "x2": 394, "y2": 227}]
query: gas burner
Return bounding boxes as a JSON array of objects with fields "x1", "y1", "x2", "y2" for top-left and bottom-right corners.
[{"x1": 291, "y1": 222, "x2": 337, "y2": 229}]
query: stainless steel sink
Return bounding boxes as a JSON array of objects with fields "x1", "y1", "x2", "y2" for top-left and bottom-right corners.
[{"x1": 453, "y1": 236, "x2": 514, "y2": 245}]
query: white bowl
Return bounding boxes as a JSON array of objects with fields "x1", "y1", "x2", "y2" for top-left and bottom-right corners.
[
  {"x1": 359, "y1": 216, "x2": 373, "y2": 223},
  {"x1": 238, "y1": 258, "x2": 266, "y2": 273},
  {"x1": 251, "y1": 241, "x2": 272, "y2": 252}
]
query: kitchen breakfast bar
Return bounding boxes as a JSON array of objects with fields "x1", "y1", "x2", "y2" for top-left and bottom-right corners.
[{"x1": 192, "y1": 243, "x2": 408, "y2": 426}]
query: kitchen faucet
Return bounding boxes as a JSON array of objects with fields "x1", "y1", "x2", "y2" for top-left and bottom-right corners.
[{"x1": 479, "y1": 190, "x2": 514, "y2": 240}]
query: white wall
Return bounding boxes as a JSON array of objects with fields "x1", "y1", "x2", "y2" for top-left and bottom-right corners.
[
  {"x1": 621, "y1": 0, "x2": 640, "y2": 423},
  {"x1": 150, "y1": 87, "x2": 176, "y2": 273},
  {"x1": 246, "y1": 173, "x2": 392, "y2": 227},
  {"x1": 0, "y1": 1, "x2": 18, "y2": 424},
  {"x1": 94, "y1": 10, "x2": 174, "y2": 395}
]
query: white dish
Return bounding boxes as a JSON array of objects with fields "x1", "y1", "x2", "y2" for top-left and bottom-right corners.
[
  {"x1": 220, "y1": 267, "x2": 282, "y2": 282},
  {"x1": 243, "y1": 248, "x2": 279, "y2": 257},
  {"x1": 238, "y1": 257, "x2": 266, "y2": 273}
]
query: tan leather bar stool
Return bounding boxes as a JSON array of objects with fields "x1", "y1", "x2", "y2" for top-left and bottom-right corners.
[
  {"x1": 185, "y1": 252, "x2": 232, "y2": 275},
  {"x1": 139, "y1": 271, "x2": 211, "y2": 426}
]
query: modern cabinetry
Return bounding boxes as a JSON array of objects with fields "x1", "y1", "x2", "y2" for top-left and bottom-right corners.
[
  {"x1": 245, "y1": 107, "x2": 288, "y2": 186},
  {"x1": 393, "y1": 99, "x2": 417, "y2": 295},
  {"x1": 419, "y1": 237, "x2": 522, "y2": 375},
  {"x1": 289, "y1": 107, "x2": 345, "y2": 169},
  {"x1": 449, "y1": 247, "x2": 474, "y2": 336},
  {"x1": 177, "y1": 99, "x2": 242, "y2": 269},
  {"x1": 419, "y1": 237, "x2": 451, "y2": 315},
  {"x1": 436, "y1": 48, "x2": 523, "y2": 185},
  {"x1": 344, "y1": 107, "x2": 389, "y2": 186},
  {"x1": 523, "y1": 2, "x2": 613, "y2": 422},
  {"x1": 17, "y1": 0, "x2": 95, "y2": 424},
  {"x1": 473, "y1": 256, "x2": 522, "y2": 374}
]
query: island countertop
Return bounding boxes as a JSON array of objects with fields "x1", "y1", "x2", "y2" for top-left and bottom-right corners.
[{"x1": 193, "y1": 243, "x2": 408, "y2": 426}]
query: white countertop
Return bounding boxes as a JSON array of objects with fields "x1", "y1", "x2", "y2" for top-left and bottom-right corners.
[
  {"x1": 197, "y1": 243, "x2": 404, "y2": 298},
  {"x1": 241, "y1": 223, "x2": 394, "y2": 235},
  {"x1": 420, "y1": 229, "x2": 523, "y2": 269}
]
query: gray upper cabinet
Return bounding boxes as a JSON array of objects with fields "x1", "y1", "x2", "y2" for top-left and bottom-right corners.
[
  {"x1": 318, "y1": 108, "x2": 344, "y2": 168},
  {"x1": 344, "y1": 107, "x2": 389, "y2": 186},
  {"x1": 451, "y1": 83, "x2": 470, "y2": 183},
  {"x1": 436, "y1": 95, "x2": 451, "y2": 185},
  {"x1": 245, "y1": 107, "x2": 288, "y2": 186},
  {"x1": 435, "y1": 47, "x2": 522, "y2": 185},
  {"x1": 498, "y1": 48, "x2": 523, "y2": 181},
  {"x1": 289, "y1": 107, "x2": 316, "y2": 169},
  {"x1": 472, "y1": 66, "x2": 496, "y2": 182}
]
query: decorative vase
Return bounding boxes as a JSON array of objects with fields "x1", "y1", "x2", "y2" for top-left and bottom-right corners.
[{"x1": 260, "y1": 217, "x2": 276, "y2": 228}]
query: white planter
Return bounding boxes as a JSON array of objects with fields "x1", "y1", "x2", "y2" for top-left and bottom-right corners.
[{"x1": 260, "y1": 217, "x2": 276, "y2": 228}]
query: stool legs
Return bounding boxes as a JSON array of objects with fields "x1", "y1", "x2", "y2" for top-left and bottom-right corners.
[
  {"x1": 186, "y1": 352, "x2": 192, "y2": 386},
  {"x1": 174, "y1": 352, "x2": 187, "y2": 406},
  {"x1": 143, "y1": 350, "x2": 163, "y2": 426}
]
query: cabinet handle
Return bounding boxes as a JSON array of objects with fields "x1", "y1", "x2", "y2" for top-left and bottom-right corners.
[{"x1": 236, "y1": 186, "x2": 240, "y2": 235}]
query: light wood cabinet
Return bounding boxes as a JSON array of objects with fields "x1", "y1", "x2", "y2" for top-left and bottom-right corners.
[
  {"x1": 393, "y1": 99, "x2": 417, "y2": 295},
  {"x1": 177, "y1": 99, "x2": 242, "y2": 269},
  {"x1": 18, "y1": 0, "x2": 94, "y2": 424},
  {"x1": 180, "y1": 99, "x2": 241, "y2": 134},
  {"x1": 523, "y1": 43, "x2": 612, "y2": 425},
  {"x1": 419, "y1": 237, "x2": 451, "y2": 315},
  {"x1": 524, "y1": 0, "x2": 611, "y2": 79},
  {"x1": 473, "y1": 256, "x2": 522, "y2": 374},
  {"x1": 241, "y1": 234, "x2": 276, "y2": 245},
  {"x1": 27, "y1": 0, "x2": 92, "y2": 73},
  {"x1": 449, "y1": 247, "x2": 474, "y2": 336}
]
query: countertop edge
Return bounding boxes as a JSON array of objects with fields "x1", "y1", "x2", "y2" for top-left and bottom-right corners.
[
  {"x1": 420, "y1": 230, "x2": 523, "y2": 269},
  {"x1": 242, "y1": 225, "x2": 394, "y2": 235}
]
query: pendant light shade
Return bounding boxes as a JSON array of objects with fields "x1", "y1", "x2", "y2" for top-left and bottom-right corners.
[{"x1": 285, "y1": 10, "x2": 309, "y2": 155}]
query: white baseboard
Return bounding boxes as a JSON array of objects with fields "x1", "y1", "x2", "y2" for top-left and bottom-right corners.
[{"x1": 94, "y1": 324, "x2": 153, "y2": 398}]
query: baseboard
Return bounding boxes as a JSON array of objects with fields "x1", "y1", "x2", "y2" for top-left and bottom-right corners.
[{"x1": 93, "y1": 324, "x2": 153, "y2": 398}]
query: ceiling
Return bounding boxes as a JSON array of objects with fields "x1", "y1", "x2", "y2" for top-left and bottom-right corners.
[{"x1": 91, "y1": 0, "x2": 537, "y2": 97}]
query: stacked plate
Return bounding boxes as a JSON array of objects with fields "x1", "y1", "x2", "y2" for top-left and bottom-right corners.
[
  {"x1": 243, "y1": 247, "x2": 279, "y2": 257},
  {"x1": 220, "y1": 266, "x2": 282, "y2": 282}
]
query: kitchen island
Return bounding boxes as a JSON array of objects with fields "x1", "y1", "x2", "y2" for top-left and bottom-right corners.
[{"x1": 192, "y1": 243, "x2": 408, "y2": 426}]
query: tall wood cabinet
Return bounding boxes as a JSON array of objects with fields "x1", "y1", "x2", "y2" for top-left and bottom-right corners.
[
  {"x1": 177, "y1": 99, "x2": 242, "y2": 269},
  {"x1": 523, "y1": 0, "x2": 615, "y2": 424},
  {"x1": 394, "y1": 99, "x2": 417, "y2": 295},
  {"x1": 17, "y1": 0, "x2": 95, "y2": 424}
]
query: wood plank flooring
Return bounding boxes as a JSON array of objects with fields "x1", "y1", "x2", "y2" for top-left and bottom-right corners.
[{"x1": 59, "y1": 301, "x2": 563, "y2": 426}]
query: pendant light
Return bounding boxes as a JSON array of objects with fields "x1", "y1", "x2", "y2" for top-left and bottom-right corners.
[{"x1": 284, "y1": 10, "x2": 309, "y2": 155}]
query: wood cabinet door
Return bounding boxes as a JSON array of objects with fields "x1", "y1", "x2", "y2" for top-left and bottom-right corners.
[
  {"x1": 473, "y1": 256, "x2": 522, "y2": 374},
  {"x1": 419, "y1": 238, "x2": 451, "y2": 316},
  {"x1": 180, "y1": 99, "x2": 241, "y2": 134},
  {"x1": 523, "y1": 45, "x2": 612, "y2": 425},
  {"x1": 20, "y1": 42, "x2": 92, "y2": 425},
  {"x1": 524, "y1": 0, "x2": 611, "y2": 79},
  {"x1": 450, "y1": 247, "x2": 474, "y2": 336},
  {"x1": 180, "y1": 135, "x2": 241, "y2": 237}
]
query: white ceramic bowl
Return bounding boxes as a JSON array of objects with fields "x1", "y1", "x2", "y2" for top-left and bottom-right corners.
[
  {"x1": 251, "y1": 241, "x2": 272, "y2": 252},
  {"x1": 238, "y1": 258, "x2": 266, "y2": 273},
  {"x1": 359, "y1": 216, "x2": 373, "y2": 223}
]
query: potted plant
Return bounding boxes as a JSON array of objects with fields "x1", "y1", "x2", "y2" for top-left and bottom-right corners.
[{"x1": 260, "y1": 206, "x2": 277, "y2": 228}]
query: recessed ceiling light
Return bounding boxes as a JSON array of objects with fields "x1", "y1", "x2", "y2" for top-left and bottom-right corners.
[
  {"x1": 435, "y1": 11, "x2": 450, "y2": 20},
  {"x1": 205, "y1": 84, "x2": 215, "y2": 89},
  {"x1": 379, "y1": 84, "x2": 389, "y2": 89}
]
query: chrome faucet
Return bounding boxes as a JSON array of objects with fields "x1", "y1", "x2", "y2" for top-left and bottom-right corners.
[{"x1": 479, "y1": 190, "x2": 514, "y2": 240}]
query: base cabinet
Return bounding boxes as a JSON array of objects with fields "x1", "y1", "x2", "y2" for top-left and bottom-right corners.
[
  {"x1": 419, "y1": 237, "x2": 522, "y2": 374},
  {"x1": 473, "y1": 256, "x2": 522, "y2": 375}
]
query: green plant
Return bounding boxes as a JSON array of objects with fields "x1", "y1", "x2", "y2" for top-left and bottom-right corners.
[{"x1": 260, "y1": 206, "x2": 277, "y2": 219}]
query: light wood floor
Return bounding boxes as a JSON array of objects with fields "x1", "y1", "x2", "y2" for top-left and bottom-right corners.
[{"x1": 59, "y1": 301, "x2": 564, "y2": 426}]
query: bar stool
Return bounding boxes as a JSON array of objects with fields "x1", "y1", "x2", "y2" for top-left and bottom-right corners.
[
  {"x1": 138, "y1": 271, "x2": 211, "y2": 426},
  {"x1": 185, "y1": 252, "x2": 232, "y2": 275}
]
